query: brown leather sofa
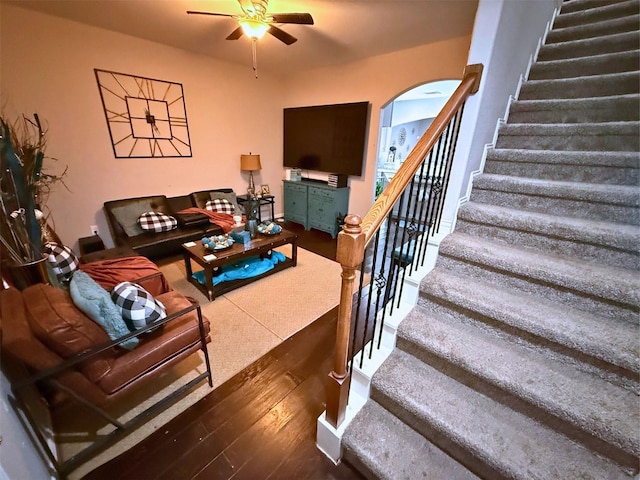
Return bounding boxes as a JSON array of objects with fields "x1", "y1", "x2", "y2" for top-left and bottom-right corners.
[
  {"x1": 0, "y1": 271, "x2": 212, "y2": 477},
  {"x1": 104, "y1": 188, "x2": 238, "y2": 259}
]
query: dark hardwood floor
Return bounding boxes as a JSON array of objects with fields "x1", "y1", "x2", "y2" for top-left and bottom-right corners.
[
  {"x1": 82, "y1": 222, "x2": 363, "y2": 480},
  {"x1": 279, "y1": 221, "x2": 339, "y2": 261}
]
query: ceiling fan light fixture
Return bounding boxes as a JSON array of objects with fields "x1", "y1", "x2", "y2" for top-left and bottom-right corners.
[{"x1": 239, "y1": 18, "x2": 269, "y2": 39}]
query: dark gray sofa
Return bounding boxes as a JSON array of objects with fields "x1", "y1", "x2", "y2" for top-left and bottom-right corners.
[{"x1": 104, "y1": 189, "x2": 239, "y2": 260}]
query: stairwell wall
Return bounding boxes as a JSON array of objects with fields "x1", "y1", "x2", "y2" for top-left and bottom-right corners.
[{"x1": 443, "y1": 0, "x2": 560, "y2": 227}]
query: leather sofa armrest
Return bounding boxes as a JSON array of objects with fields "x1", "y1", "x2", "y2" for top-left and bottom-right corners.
[
  {"x1": 12, "y1": 299, "x2": 208, "y2": 391},
  {"x1": 130, "y1": 271, "x2": 173, "y2": 296}
]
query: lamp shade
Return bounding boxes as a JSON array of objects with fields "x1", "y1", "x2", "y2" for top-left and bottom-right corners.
[{"x1": 240, "y1": 154, "x2": 262, "y2": 171}]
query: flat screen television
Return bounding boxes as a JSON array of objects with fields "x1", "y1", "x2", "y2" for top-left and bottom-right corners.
[{"x1": 283, "y1": 101, "x2": 369, "y2": 177}]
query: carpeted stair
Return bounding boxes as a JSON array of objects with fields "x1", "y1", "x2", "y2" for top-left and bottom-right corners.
[{"x1": 342, "y1": 0, "x2": 640, "y2": 478}]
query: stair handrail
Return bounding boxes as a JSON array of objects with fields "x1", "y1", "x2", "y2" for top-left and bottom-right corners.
[{"x1": 326, "y1": 64, "x2": 483, "y2": 429}]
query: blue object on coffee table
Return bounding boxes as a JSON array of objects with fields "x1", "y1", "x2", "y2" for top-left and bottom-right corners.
[{"x1": 192, "y1": 251, "x2": 286, "y2": 286}]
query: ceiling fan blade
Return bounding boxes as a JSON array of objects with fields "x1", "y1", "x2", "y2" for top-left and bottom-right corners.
[
  {"x1": 268, "y1": 25, "x2": 297, "y2": 45},
  {"x1": 226, "y1": 26, "x2": 244, "y2": 40},
  {"x1": 270, "y1": 13, "x2": 314, "y2": 25},
  {"x1": 186, "y1": 11, "x2": 235, "y2": 18}
]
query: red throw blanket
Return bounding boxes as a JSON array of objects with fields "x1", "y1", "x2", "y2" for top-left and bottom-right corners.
[
  {"x1": 178, "y1": 208, "x2": 238, "y2": 233},
  {"x1": 79, "y1": 256, "x2": 171, "y2": 295}
]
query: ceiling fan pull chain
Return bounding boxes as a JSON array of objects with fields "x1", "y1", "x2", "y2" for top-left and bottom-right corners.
[{"x1": 251, "y1": 37, "x2": 259, "y2": 78}]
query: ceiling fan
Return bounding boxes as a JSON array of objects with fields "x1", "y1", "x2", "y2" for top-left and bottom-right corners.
[{"x1": 187, "y1": 0, "x2": 314, "y2": 46}]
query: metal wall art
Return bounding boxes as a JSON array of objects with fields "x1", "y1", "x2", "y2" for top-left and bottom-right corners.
[{"x1": 95, "y1": 69, "x2": 192, "y2": 158}]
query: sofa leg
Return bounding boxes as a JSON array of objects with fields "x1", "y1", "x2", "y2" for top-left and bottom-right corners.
[
  {"x1": 11, "y1": 365, "x2": 213, "y2": 478},
  {"x1": 196, "y1": 305, "x2": 213, "y2": 387}
]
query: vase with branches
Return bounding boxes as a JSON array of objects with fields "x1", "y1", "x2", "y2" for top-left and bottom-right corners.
[{"x1": 0, "y1": 113, "x2": 68, "y2": 271}]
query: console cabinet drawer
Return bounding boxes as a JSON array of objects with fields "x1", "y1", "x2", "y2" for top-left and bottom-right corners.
[
  {"x1": 283, "y1": 180, "x2": 349, "y2": 238},
  {"x1": 287, "y1": 182, "x2": 308, "y2": 194},
  {"x1": 309, "y1": 186, "x2": 334, "y2": 199},
  {"x1": 308, "y1": 197, "x2": 336, "y2": 226},
  {"x1": 283, "y1": 182, "x2": 308, "y2": 229}
]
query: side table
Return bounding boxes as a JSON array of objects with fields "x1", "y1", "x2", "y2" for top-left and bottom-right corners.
[
  {"x1": 237, "y1": 194, "x2": 275, "y2": 223},
  {"x1": 78, "y1": 234, "x2": 105, "y2": 255},
  {"x1": 78, "y1": 234, "x2": 137, "y2": 263}
]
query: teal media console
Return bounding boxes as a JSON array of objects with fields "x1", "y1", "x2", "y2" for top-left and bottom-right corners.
[{"x1": 283, "y1": 180, "x2": 350, "y2": 238}]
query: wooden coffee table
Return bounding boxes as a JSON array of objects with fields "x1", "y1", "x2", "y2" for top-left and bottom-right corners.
[{"x1": 182, "y1": 228, "x2": 298, "y2": 301}]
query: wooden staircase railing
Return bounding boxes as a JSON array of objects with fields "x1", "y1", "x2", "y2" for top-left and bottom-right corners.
[{"x1": 326, "y1": 64, "x2": 483, "y2": 428}]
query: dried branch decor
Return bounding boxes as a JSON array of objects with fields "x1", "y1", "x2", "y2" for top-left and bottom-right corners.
[{"x1": 0, "y1": 113, "x2": 67, "y2": 264}]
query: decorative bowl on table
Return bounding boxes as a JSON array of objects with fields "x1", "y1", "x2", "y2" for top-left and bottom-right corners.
[
  {"x1": 202, "y1": 234, "x2": 234, "y2": 250},
  {"x1": 257, "y1": 222, "x2": 282, "y2": 235}
]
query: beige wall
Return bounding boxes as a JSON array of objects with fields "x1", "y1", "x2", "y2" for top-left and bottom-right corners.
[
  {"x1": 1, "y1": 4, "x2": 286, "y2": 249},
  {"x1": 1, "y1": 3, "x2": 471, "y2": 250}
]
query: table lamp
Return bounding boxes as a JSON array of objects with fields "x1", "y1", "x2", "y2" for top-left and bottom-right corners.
[{"x1": 240, "y1": 153, "x2": 262, "y2": 197}]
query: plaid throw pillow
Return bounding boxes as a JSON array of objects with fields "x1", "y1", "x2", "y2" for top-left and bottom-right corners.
[
  {"x1": 205, "y1": 198, "x2": 234, "y2": 215},
  {"x1": 44, "y1": 242, "x2": 79, "y2": 283},
  {"x1": 137, "y1": 211, "x2": 178, "y2": 232},
  {"x1": 111, "y1": 281, "x2": 166, "y2": 332}
]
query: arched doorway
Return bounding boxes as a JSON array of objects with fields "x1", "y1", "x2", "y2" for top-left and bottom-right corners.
[{"x1": 375, "y1": 80, "x2": 460, "y2": 199}]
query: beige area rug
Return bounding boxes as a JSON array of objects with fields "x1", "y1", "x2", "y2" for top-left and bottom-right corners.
[{"x1": 64, "y1": 245, "x2": 342, "y2": 479}]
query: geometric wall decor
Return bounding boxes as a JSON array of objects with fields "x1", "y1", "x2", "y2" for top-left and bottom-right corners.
[{"x1": 94, "y1": 69, "x2": 192, "y2": 158}]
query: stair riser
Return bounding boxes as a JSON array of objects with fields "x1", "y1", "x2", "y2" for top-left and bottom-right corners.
[
  {"x1": 529, "y1": 51, "x2": 639, "y2": 80},
  {"x1": 519, "y1": 73, "x2": 640, "y2": 100},
  {"x1": 508, "y1": 99, "x2": 640, "y2": 124},
  {"x1": 342, "y1": 401, "x2": 482, "y2": 480},
  {"x1": 495, "y1": 132, "x2": 640, "y2": 152},
  {"x1": 561, "y1": 0, "x2": 631, "y2": 15},
  {"x1": 485, "y1": 149, "x2": 640, "y2": 176},
  {"x1": 469, "y1": 188, "x2": 640, "y2": 225},
  {"x1": 554, "y1": 1, "x2": 640, "y2": 30},
  {"x1": 340, "y1": 450, "x2": 378, "y2": 480},
  {"x1": 538, "y1": 32, "x2": 640, "y2": 61},
  {"x1": 547, "y1": 14, "x2": 639, "y2": 43},
  {"x1": 435, "y1": 252, "x2": 639, "y2": 323},
  {"x1": 483, "y1": 159, "x2": 639, "y2": 185},
  {"x1": 368, "y1": 387, "x2": 511, "y2": 480},
  {"x1": 454, "y1": 217, "x2": 639, "y2": 270}
]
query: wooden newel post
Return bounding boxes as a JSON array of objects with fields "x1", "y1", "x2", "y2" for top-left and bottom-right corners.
[{"x1": 326, "y1": 214, "x2": 365, "y2": 428}]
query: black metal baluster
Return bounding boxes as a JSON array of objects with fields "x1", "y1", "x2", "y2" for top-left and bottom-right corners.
[
  {"x1": 407, "y1": 159, "x2": 428, "y2": 276},
  {"x1": 430, "y1": 118, "x2": 455, "y2": 235},
  {"x1": 383, "y1": 192, "x2": 406, "y2": 318},
  {"x1": 435, "y1": 105, "x2": 465, "y2": 234},
  {"x1": 357, "y1": 230, "x2": 380, "y2": 368},
  {"x1": 413, "y1": 150, "x2": 435, "y2": 273},
  {"x1": 394, "y1": 173, "x2": 421, "y2": 309},
  {"x1": 419, "y1": 130, "x2": 446, "y2": 266},
  {"x1": 350, "y1": 254, "x2": 367, "y2": 371},
  {"x1": 369, "y1": 212, "x2": 394, "y2": 359},
  {"x1": 370, "y1": 219, "x2": 391, "y2": 359}
]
